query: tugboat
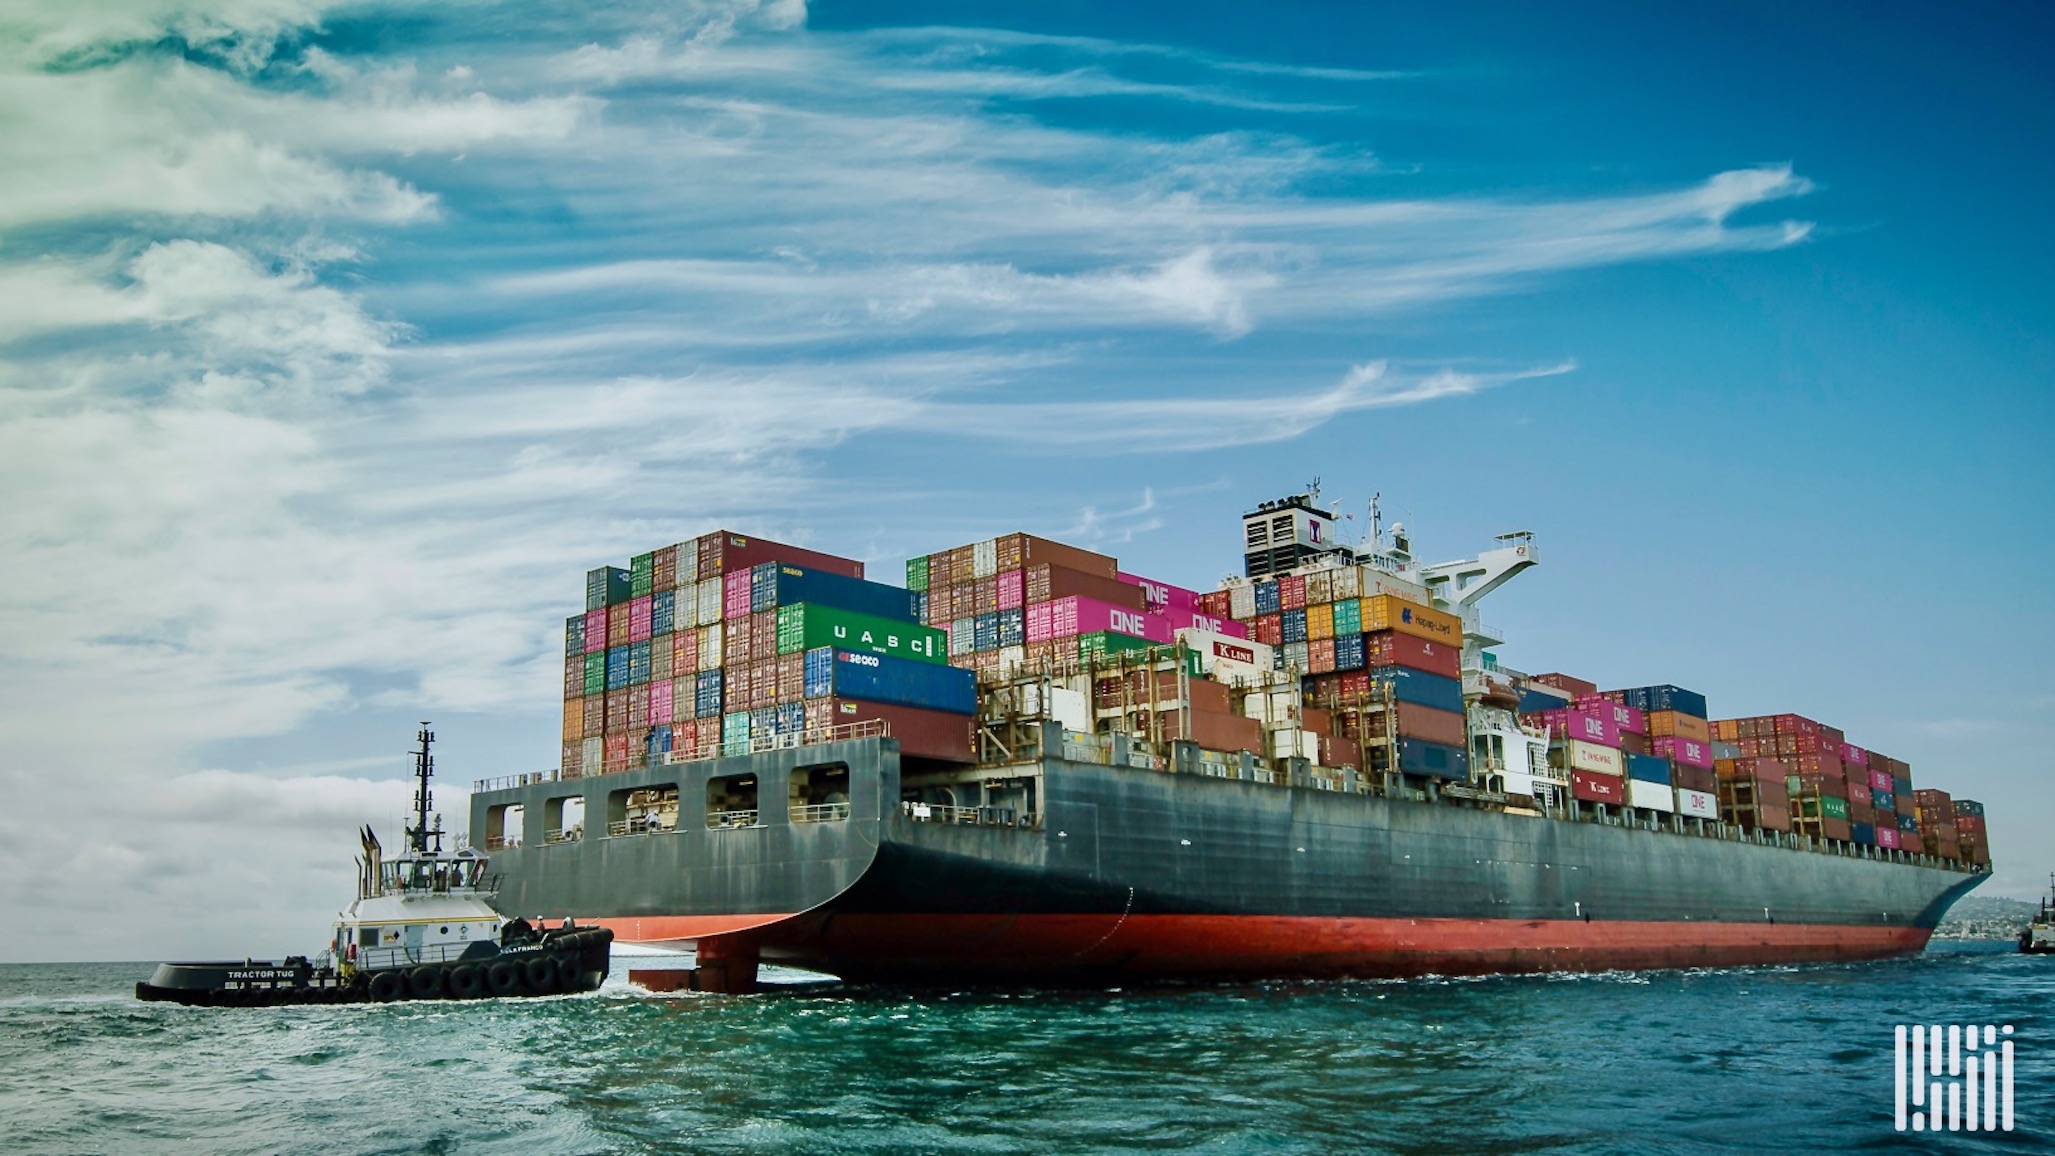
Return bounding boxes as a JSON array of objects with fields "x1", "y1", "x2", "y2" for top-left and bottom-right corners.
[
  {"x1": 2022, "y1": 873, "x2": 2055, "y2": 955},
  {"x1": 137, "y1": 725, "x2": 612, "y2": 1006}
]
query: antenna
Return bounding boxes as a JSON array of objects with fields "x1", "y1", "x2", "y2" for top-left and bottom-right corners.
[
  {"x1": 409, "y1": 723, "x2": 438, "y2": 855},
  {"x1": 1368, "y1": 492, "x2": 1382, "y2": 550},
  {"x1": 1305, "y1": 476, "x2": 1322, "y2": 507}
]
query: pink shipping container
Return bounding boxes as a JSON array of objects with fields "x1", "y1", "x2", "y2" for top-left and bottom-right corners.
[
  {"x1": 1876, "y1": 825, "x2": 1901, "y2": 850},
  {"x1": 649, "y1": 679, "x2": 673, "y2": 723},
  {"x1": 1169, "y1": 610, "x2": 1249, "y2": 639},
  {"x1": 1652, "y1": 735, "x2": 1713, "y2": 769},
  {"x1": 1573, "y1": 696, "x2": 1646, "y2": 735},
  {"x1": 1840, "y1": 742, "x2": 1867, "y2": 764},
  {"x1": 723, "y1": 569, "x2": 752, "y2": 620},
  {"x1": 584, "y1": 609, "x2": 608, "y2": 654},
  {"x1": 1027, "y1": 596, "x2": 1179, "y2": 645},
  {"x1": 1869, "y1": 768, "x2": 1893, "y2": 792},
  {"x1": 630, "y1": 596, "x2": 653, "y2": 642},
  {"x1": 1533, "y1": 708, "x2": 1621, "y2": 748},
  {"x1": 997, "y1": 570, "x2": 1024, "y2": 611},
  {"x1": 1119, "y1": 571, "x2": 1202, "y2": 613}
]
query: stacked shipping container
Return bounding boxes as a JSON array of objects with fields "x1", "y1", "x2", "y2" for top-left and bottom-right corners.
[{"x1": 563, "y1": 532, "x2": 977, "y2": 773}]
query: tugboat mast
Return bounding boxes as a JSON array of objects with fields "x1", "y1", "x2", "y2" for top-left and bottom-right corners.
[{"x1": 408, "y1": 723, "x2": 441, "y2": 856}]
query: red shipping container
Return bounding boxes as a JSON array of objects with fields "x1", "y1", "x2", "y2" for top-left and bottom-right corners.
[
  {"x1": 1308, "y1": 638, "x2": 1337, "y2": 674},
  {"x1": 604, "y1": 734, "x2": 630, "y2": 771},
  {"x1": 1319, "y1": 733, "x2": 1362, "y2": 768},
  {"x1": 1846, "y1": 780, "x2": 1872, "y2": 806},
  {"x1": 605, "y1": 689, "x2": 629, "y2": 733},
  {"x1": 1278, "y1": 574, "x2": 1307, "y2": 610},
  {"x1": 1348, "y1": 703, "x2": 1468, "y2": 747},
  {"x1": 699, "y1": 531, "x2": 863, "y2": 580},
  {"x1": 1362, "y1": 631, "x2": 1461, "y2": 678},
  {"x1": 1253, "y1": 615, "x2": 1283, "y2": 646},
  {"x1": 998, "y1": 533, "x2": 1117, "y2": 580},
  {"x1": 1792, "y1": 752, "x2": 1844, "y2": 778},
  {"x1": 672, "y1": 628, "x2": 699, "y2": 675},
  {"x1": 630, "y1": 595, "x2": 653, "y2": 642},
  {"x1": 1772, "y1": 713, "x2": 1821, "y2": 737},
  {"x1": 1954, "y1": 813, "x2": 1987, "y2": 835},
  {"x1": 1156, "y1": 708, "x2": 1264, "y2": 753},
  {"x1": 1197, "y1": 590, "x2": 1235, "y2": 619},
  {"x1": 825, "y1": 697, "x2": 975, "y2": 763},
  {"x1": 723, "y1": 618, "x2": 752, "y2": 666},
  {"x1": 1531, "y1": 672, "x2": 1599, "y2": 697},
  {"x1": 1673, "y1": 763, "x2": 1718, "y2": 794},
  {"x1": 751, "y1": 609, "x2": 779, "y2": 661},
  {"x1": 627, "y1": 684, "x2": 650, "y2": 729},
  {"x1": 1571, "y1": 770, "x2": 1624, "y2": 805}
]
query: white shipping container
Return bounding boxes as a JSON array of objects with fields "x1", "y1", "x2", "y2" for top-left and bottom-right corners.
[
  {"x1": 581, "y1": 736, "x2": 603, "y2": 770},
  {"x1": 697, "y1": 622, "x2": 722, "y2": 670},
  {"x1": 1305, "y1": 569, "x2": 1333, "y2": 606},
  {"x1": 1330, "y1": 566, "x2": 1361, "y2": 600},
  {"x1": 695, "y1": 580, "x2": 721, "y2": 626},
  {"x1": 1229, "y1": 583, "x2": 1257, "y2": 620},
  {"x1": 1240, "y1": 689, "x2": 1301, "y2": 724},
  {"x1": 1176, "y1": 628, "x2": 1274, "y2": 683},
  {"x1": 1676, "y1": 787, "x2": 1719, "y2": 819},
  {"x1": 1358, "y1": 566, "x2": 1433, "y2": 605},
  {"x1": 996, "y1": 644, "x2": 1027, "y2": 677},
  {"x1": 1267, "y1": 727, "x2": 1321, "y2": 762},
  {"x1": 1627, "y1": 778, "x2": 1676, "y2": 812},
  {"x1": 675, "y1": 541, "x2": 700, "y2": 586},
  {"x1": 972, "y1": 538, "x2": 998, "y2": 579},
  {"x1": 1565, "y1": 739, "x2": 1623, "y2": 776},
  {"x1": 949, "y1": 617, "x2": 975, "y2": 657}
]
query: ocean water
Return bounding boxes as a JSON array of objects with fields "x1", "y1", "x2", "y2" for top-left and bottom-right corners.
[{"x1": 2, "y1": 942, "x2": 2047, "y2": 1155}]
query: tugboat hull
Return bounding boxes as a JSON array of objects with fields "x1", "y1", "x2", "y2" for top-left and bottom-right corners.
[{"x1": 136, "y1": 927, "x2": 614, "y2": 1007}]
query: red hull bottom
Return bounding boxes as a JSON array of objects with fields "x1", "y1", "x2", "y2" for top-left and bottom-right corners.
[{"x1": 745, "y1": 914, "x2": 1933, "y2": 981}]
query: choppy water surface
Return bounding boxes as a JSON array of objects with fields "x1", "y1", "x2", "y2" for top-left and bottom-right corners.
[{"x1": 2, "y1": 943, "x2": 2048, "y2": 1154}]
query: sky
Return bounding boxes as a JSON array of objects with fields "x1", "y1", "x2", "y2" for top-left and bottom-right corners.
[{"x1": 0, "y1": 0, "x2": 2048, "y2": 962}]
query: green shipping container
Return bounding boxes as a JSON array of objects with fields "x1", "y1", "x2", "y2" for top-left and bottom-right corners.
[
  {"x1": 774, "y1": 603, "x2": 946, "y2": 663},
  {"x1": 630, "y1": 552, "x2": 655, "y2": 598},
  {"x1": 905, "y1": 556, "x2": 929, "y2": 593},
  {"x1": 1822, "y1": 796, "x2": 1850, "y2": 820},
  {"x1": 1077, "y1": 631, "x2": 1158, "y2": 662},
  {"x1": 582, "y1": 653, "x2": 606, "y2": 696},
  {"x1": 721, "y1": 710, "x2": 752, "y2": 755},
  {"x1": 1332, "y1": 597, "x2": 1361, "y2": 636}
]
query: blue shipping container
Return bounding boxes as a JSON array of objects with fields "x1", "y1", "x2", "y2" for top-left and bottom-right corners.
[
  {"x1": 694, "y1": 669, "x2": 724, "y2": 718},
  {"x1": 1394, "y1": 739, "x2": 1469, "y2": 780},
  {"x1": 651, "y1": 589, "x2": 675, "y2": 635},
  {"x1": 998, "y1": 607, "x2": 1025, "y2": 648},
  {"x1": 650, "y1": 724, "x2": 672, "y2": 753},
  {"x1": 1366, "y1": 666, "x2": 1464, "y2": 714},
  {"x1": 1281, "y1": 608, "x2": 1308, "y2": 644},
  {"x1": 771, "y1": 564, "x2": 917, "y2": 623},
  {"x1": 1516, "y1": 687, "x2": 1571, "y2": 715},
  {"x1": 605, "y1": 646, "x2": 630, "y2": 691},
  {"x1": 811, "y1": 649, "x2": 977, "y2": 714},
  {"x1": 749, "y1": 563, "x2": 779, "y2": 613},
  {"x1": 776, "y1": 702, "x2": 805, "y2": 735},
  {"x1": 911, "y1": 590, "x2": 929, "y2": 623},
  {"x1": 973, "y1": 612, "x2": 999, "y2": 652},
  {"x1": 1953, "y1": 800, "x2": 1985, "y2": 817},
  {"x1": 1254, "y1": 580, "x2": 1282, "y2": 615},
  {"x1": 803, "y1": 647, "x2": 835, "y2": 699},
  {"x1": 1898, "y1": 814, "x2": 1918, "y2": 833},
  {"x1": 1625, "y1": 754, "x2": 1673, "y2": 784},
  {"x1": 565, "y1": 616, "x2": 586, "y2": 658},
  {"x1": 627, "y1": 640, "x2": 652, "y2": 686},
  {"x1": 1620, "y1": 684, "x2": 1708, "y2": 719},
  {"x1": 1851, "y1": 822, "x2": 1876, "y2": 846},
  {"x1": 1333, "y1": 632, "x2": 1365, "y2": 671},
  {"x1": 1873, "y1": 790, "x2": 1895, "y2": 812}
]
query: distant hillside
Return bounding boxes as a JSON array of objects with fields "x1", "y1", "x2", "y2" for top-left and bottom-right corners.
[{"x1": 1935, "y1": 894, "x2": 2040, "y2": 940}]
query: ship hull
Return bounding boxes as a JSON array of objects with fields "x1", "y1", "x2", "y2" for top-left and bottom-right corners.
[{"x1": 475, "y1": 738, "x2": 1985, "y2": 983}]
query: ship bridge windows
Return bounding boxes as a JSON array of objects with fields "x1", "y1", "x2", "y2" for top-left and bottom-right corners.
[
  {"x1": 789, "y1": 763, "x2": 851, "y2": 824},
  {"x1": 484, "y1": 803, "x2": 524, "y2": 850},
  {"x1": 543, "y1": 795, "x2": 585, "y2": 844},
  {"x1": 607, "y1": 784, "x2": 678, "y2": 838},
  {"x1": 707, "y1": 774, "x2": 760, "y2": 829}
]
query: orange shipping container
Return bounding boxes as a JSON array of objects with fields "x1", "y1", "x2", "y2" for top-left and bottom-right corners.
[
  {"x1": 1306, "y1": 602, "x2": 1335, "y2": 640},
  {"x1": 563, "y1": 697, "x2": 584, "y2": 742},
  {"x1": 1648, "y1": 710, "x2": 1711, "y2": 743},
  {"x1": 1360, "y1": 595, "x2": 1463, "y2": 646}
]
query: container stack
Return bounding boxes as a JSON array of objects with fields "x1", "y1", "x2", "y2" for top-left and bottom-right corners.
[
  {"x1": 563, "y1": 532, "x2": 979, "y2": 775},
  {"x1": 1913, "y1": 790, "x2": 1959, "y2": 860},
  {"x1": 1952, "y1": 800, "x2": 1990, "y2": 866},
  {"x1": 1710, "y1": 713, "x2": 1933, "y2": 852},
  {"x1": 1515, "y1": 682, "x2": 1718, "y2": 817}
]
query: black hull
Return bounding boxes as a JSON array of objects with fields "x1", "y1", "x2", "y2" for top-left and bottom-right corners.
[
  {"x1": 475, "y1": 738, "x2": 1985, "y2": 982},
  {"x1": 136, "y1": 929, "x2": 614, "y2": 1007}
]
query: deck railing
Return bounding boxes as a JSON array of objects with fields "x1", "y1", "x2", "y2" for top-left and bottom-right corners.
[
  {"x1": 789, "y1": 802, "x2": 852, "y2": 824},
  {"x1": 707, "y1": 809, "x2": 760, "y2": 829}
]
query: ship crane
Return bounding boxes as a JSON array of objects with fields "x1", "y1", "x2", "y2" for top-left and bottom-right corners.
[{"x1": 1421, "y1": 530, "x2": 1539, "y2": 670}]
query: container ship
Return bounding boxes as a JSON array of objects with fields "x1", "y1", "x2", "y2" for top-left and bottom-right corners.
[{"x1": 472, "y1": 494, "x2": 1990, "y2": 991}]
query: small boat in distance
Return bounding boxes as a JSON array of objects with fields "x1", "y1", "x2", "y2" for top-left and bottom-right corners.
[{"x1": 137, "y1": 725, "x2": 612, "y2": 1006}]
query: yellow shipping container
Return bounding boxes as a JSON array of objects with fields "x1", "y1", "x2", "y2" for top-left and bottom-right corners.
[
  {"x1": 1649, "y1": 710, "x2": 1711, "y2": 742},
  {"x1": 563, "y1": 697, "x2": 584, "y2": 743},
  {"x1": 1306, "y1": 602, "x2": 1336, "y2": 640},
  {"x1": 1360, "y1": 594, "x2": 1463, "y2": 645},
  {"x1": 698, "y1": 622, "x2": 723, "y2": 670}
]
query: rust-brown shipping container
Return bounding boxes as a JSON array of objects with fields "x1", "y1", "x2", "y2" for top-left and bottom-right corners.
[
  {"x1": 1025, "y1": 563, "x2": 1145, "y2": 609},
  {"x1": 826, "y1": 697, "x2": 974, "y2": 763},
  {"x1": 1647, "y1": 710, "x2": 1711, "y2": 743},
  {"x1": 1531, "y1": 672, "x2": 1599, "y2": 697},
  {"x1": 998, "y1": 533, "x2": 1118, "y2": 580},
  {"x1": 1155, "y1": 708, "x2": 1264, "y2": 754},
  {"x1": 1344, "y1": 702, "x2": 1468, "y2": 748}
]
